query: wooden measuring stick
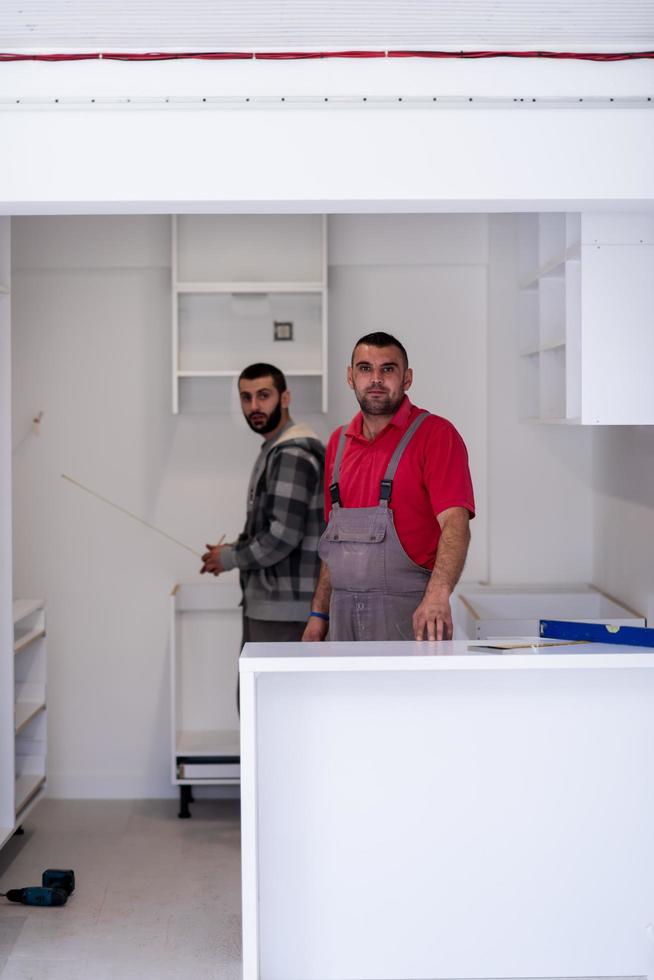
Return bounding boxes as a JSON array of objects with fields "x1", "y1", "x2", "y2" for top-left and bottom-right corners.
[{"x1": 62, "y1": 473, "x2": 203, "y2": 558}]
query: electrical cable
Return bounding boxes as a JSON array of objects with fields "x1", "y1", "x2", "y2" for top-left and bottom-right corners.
[{"x1": 1, "y1": 49, "x2": 653, "y2": 63}]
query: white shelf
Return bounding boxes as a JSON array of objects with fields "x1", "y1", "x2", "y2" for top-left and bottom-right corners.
[
  {"x1": 176, "y1": 282, "x2": 324, "y2": 294},
  {"x1": 519, "y1": 341, "x2": 565, "y2": 357},
  {"x1": 176, "y1": 729, "x2": 240, "y2": 758},
  {"x1": 518, "y1": 243, "x2": 581, "y2": 290},
  {"x1": 15, "y1": 701, "x2": 46, "y2": 734},
  {"x1": 13, "y1": 598, "x2": 44, "y2": 625},
  {"x1": 15, "y1": 774, "x2": 46, "y2": 817},
  {"x1": 14, "y1": 626, "x2": 45, "y2": 654}
]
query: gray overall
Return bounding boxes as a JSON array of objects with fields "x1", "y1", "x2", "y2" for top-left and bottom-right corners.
[{"x1": 319, "y1": 412, "x2": 431, "y2": 641}]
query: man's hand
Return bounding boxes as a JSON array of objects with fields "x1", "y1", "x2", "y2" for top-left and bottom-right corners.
[
  {"x1": 412, "y1": 506, "x2": 470, "y2": 641},
  {"x1": 200, "y1": 542, "x2": 225, "y2": 577},
  {"x1": 412, "y1": 585, "x2": 452, "y2": 641},
  {"x1": 301, "y1": 615, "x2": 329, "y2": 642}
]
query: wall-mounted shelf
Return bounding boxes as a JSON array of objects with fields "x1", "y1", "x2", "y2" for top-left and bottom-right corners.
[
  {"x1": 518, "y1": 212, "x2": 654, "y2": 424},
  {"x1": 172, "y1": 215, "x2": 328, "y2": 415}
]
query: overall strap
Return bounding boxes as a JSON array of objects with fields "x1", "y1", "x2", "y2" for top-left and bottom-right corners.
[
  {"x1": 329, "y1": 425, "x2": 348, "y2": 507},
  {"x1": 379, "y1": 412, "x2": 430, "y2": 505}
]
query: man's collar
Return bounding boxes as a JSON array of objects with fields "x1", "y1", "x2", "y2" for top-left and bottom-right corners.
[
  {"x1": 262, "y1": 417, "x2": 294, "y2": 449},
  {"x1": 346, "y1": 396, "x2": 412, "y2": 439}
]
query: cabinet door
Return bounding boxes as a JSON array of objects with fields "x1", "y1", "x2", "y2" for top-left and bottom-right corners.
[{"x1": 581, "y1": 245, "x2": 654, "y2": 424}]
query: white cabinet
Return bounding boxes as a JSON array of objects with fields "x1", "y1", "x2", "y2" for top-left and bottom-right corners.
[
  {"x1": 172, "y1": 215, "x2": 328, "y2": 414},
  {"x1": 240, "y1": 641, "x2": 654, "y2": 980},
  {"x1": 518, "y1": 212, "x2": 654, "y2": 424},
  {"x1": 170, "y1": 582, "x2": 241, "y2": 817},
  {"x1": 457, "y1": 583, "x2": 645, "y2": 640}
]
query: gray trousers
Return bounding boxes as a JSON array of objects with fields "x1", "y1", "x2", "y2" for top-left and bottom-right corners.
[
  {"x1": 238, "y1": 615, "x2": 306, "y2": 711},
  {"x1": 241, "y1": 615, "x2": 307, "y2": 646}
]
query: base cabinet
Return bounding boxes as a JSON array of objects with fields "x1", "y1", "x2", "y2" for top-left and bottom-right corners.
[{"x1": 170, "y1": 582, "x2": 241, "y2": 818}]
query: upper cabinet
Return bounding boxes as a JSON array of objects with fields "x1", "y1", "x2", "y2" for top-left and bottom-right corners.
[
  {"x1": 518, "y1": 212, "x2": 654, "y2": 425},
  {"x1": 172, "y1": 215, "x2": 328, "y2": 414}
]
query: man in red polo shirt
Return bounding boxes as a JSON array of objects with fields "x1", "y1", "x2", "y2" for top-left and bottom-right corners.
[{"x1": 302, "y1": 331, "x2": 474, "y2": 643}]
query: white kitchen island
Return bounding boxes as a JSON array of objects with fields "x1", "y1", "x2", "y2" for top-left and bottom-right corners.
[{"x1": 239, "y1": 639, "x2": 654, "y2": 980}]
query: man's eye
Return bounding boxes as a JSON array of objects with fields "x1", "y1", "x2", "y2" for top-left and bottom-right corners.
[{"x1": 383, "y1": 366, "x2": 395, "y2": 373}]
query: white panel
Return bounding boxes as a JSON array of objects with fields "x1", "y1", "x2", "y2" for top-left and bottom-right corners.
[
  {"x1": 178, "y1": 293, "x2": 323, "y2": 371},
  {"x1": 0, "y1": 216, "x2": 14, "y2": 833},
  {"x1": 582, "y1": 210, "x2": 654, "y2": 244},
  {"x1": 2, "y1": 0, "x2": 654, "y2": 48},
  {"x1": 11, "y1": 215, "x2": 170, "y2": 270},
  {"x1": 2, "y1": 107, "x2": 654, "y2": 211},
  {"x1": 177, "y1": 610, "x2": 240, "y2": 735},
  {"x1": 255, "y1": 667, "x2": 654, "y2": 978},
  {"x1": 592, "y1": 425, "x2": 654, "y2": 620},
  {"x1": 581, "y1": 243, "x2": 654, "y2": 423},
  {"x1": 177, "y1": 214, "x2": 323, "y2": 282},
  {"x1": 329, "y1": 214, "x2": 488, "y2": 267}
]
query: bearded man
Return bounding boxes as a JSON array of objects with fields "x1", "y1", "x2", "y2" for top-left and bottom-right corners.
[
  {"x1": 201, "y1": 363, "x2": 325, "y2": 647},
  {"x1": 302, "y1": 332, "x2": 475, "y2": 644}
]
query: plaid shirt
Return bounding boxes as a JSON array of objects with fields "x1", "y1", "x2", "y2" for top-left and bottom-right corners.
[{"x1": 220, "y1": 421, "x2": 325, "y2": 621}]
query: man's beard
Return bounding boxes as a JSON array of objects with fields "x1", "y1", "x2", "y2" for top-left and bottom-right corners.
[
  {"x1": 245, "y1": 398, "x2": 283, "y2": 434},
  {"x1": 356, "y1": 386, "x2": 404, "y2": 417}
]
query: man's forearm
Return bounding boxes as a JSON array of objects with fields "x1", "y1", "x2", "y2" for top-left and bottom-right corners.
[
  {"x1": 311, "y1": 561, "x2": 332, "y2": 613},
  {"x1": 426, "y1": 511, "x2": 470, "y2": 598}
]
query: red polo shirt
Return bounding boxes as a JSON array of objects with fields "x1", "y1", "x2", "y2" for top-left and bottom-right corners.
[{"x1": 324, "y1": 397, "x2": 475, "y2": 569}]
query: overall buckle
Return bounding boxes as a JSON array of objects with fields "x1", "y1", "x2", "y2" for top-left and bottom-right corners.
[
  {"x1": 379, "y1": 479, "x2": 393, "y2": 503},
  {"x1": 329, "y1": 483, "x2": 341, "y2": 506}
]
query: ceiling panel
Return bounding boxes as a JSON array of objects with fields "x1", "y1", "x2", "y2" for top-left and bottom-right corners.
[{"x1": 1, "y1": 0, "x2": 653, "y2": 51}]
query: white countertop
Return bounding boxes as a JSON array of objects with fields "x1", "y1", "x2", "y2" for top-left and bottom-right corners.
[{"x1": 240, "y1": 638, "x2": 654, "y2": 672}]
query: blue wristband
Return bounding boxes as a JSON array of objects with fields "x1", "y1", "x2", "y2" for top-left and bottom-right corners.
[{"x1": 309, "y1": 611, "x2": 330, "y2": 622}]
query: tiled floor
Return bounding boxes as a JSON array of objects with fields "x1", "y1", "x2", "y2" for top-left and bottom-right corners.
[{"x1": 0, "y1": 799, "x2": 241, "y2": 980}]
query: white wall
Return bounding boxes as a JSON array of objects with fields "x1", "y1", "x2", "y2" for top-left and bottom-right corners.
[
  {"x1": 592, "y1": 428, "x2": 654, "y2": 621},
  {"x1": 487, "y1": 215, "x2": 594, "y2": 583},
  {"x1": 12, "y1": 212, "x2": 495, "y2": 798}
]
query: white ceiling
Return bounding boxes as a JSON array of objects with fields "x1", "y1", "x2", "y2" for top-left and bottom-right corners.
[{"x1": 2, "y1": 0, "x2": 654, "y2": 52}]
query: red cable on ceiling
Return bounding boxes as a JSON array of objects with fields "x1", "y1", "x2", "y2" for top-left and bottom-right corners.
[{"x1": 0, "y1": 49, "x2": 653, "y2": 63}]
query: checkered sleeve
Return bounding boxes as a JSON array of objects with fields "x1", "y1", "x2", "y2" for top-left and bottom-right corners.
[{"x1": 227, "y1": 447, "x2": 321, "y2": 570}]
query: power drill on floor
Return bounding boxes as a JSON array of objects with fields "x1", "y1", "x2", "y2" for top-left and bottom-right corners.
[{"x1": 1, "y1": 869, "x2": 75, "y2": 907}]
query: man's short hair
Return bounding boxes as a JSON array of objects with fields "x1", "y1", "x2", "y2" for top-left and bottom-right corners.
[
  {"x1": 238, "y1": 363, "x2": 287, "y2": 394},
  {"x1": 352, "y1": 332, "x2": 409, "y2": 370}
]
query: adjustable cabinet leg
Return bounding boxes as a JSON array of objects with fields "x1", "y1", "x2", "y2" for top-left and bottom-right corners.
[{"x1": 178, "y1": 785, "x2": 192, "y2": 819}]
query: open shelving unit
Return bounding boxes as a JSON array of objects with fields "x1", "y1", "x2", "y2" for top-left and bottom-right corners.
[
  {"x1": 12, "y1": 599, "x2": 47, "y2": 837},
  {"x1": 517, "y1": 212, "x2": 654, "y2": 425},
  {"x1": 172, "y1": 215, "x2": 328, "y2": 414},
  {"x1": 170, "y1": 581, "x2": 242, "y2": 817},
  {"x1": 517, "y1": 213, "x2": 581, "y2": 422}
]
